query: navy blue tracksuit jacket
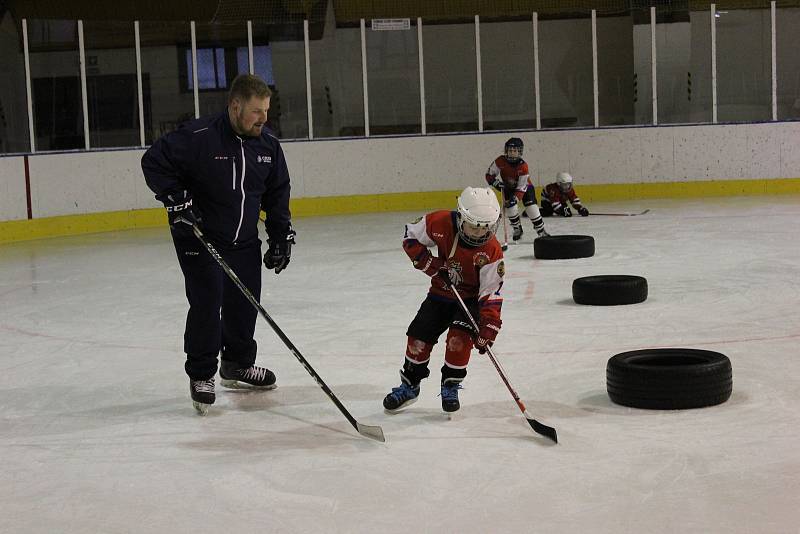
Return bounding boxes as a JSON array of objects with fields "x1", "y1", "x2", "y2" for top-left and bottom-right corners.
[
  {"x1": 141, "y1": 111, "x2": 292, "y2": 248},
  {"x1": 141, "y1": 111, "x2": 292, "y2": 378}
]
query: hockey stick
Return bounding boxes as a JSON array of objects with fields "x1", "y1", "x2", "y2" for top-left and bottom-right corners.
[
  {"x1": 191, "y1": 225, "x2": 385, "y2": 443},
  {"x1": 591, "y1": 209, "x2": 650, "y2": 217},
  {"x1": 500, "y1": 200, "x2": 509, "y2": 251},
  {"x1": 444, "y1": 281, "x2": 558, "y2": 443}
]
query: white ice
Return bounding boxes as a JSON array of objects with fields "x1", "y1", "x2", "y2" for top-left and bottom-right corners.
[{"x1": 1, "y1": 196, "x2": 799, "y2": 533}]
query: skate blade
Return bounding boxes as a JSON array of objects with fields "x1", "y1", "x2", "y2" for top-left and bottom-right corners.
[
  {"x1": 442, "y1": 408, "x2": 459, "y2": 420},
  {"x1": 220, "y1": 379, "x2": 277, "y2": 390},
  {"x1": 383, "y1": 397, "x2": 418, "y2": 414},
  {"x1": 193, "y1": 401, "x2": 210, "y2": 415}
]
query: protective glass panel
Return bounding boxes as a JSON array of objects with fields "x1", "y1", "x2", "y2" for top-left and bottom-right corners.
[
  {"x1": 657, "y1": 9, "x2": 712, "y2": 124},
  {"x1": 480, "y1": 19, "x2": 536, "y2": 131},
  {"x1": 27, "y1": 19, "x2": 84, "y2": 150},
  {"x1": 253, "y1": 23, "x2": 308, "y2": 139},
  {"x1": 193, "y1": 22, "x2": 249, "y2": 117},
  {"x1": 539, "y1": 13, "x2": 593, "y2": 128},
  {"x1": 83, "y1": 20, "x2": 140, "y2": 148},
  {"x1": 309, "y1": 19, "x2": 363, "y2": 138},
  {"x1": 597, "y1": 11, "x2": 648, "y2": 126},
  {"x1": 715, "y1": 5, "x2": 771, "y2": 122},
  {"x1": 0, "y1": 13, "x2": 30, "y2": 153},
  {"x1": 423, "y1": 21, "x2": 477, "y2": 133},
  {"x1": 366, "y1": 19, "x2": 420, "y2": 135},
  {"x1": 139, "y1": 21, "x2": 193, "y2": 144},
  {"x1": 776, "y1": 7, "x2": 800, "y2": 119}
]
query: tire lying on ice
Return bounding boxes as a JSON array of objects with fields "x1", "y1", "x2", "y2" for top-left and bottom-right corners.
[
  {"x1": 606, "y1": 348, "x2": 733, "y2": 409},
  {"x1": 533, "y1": 235, "x2": 594, "y2": 260},
  {"x1": 572, "y1": 275, "x2": 647, "y2": 305}
]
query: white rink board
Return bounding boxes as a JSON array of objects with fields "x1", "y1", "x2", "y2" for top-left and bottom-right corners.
[
  {"x1": 26, "y1": 149, "x2": 154, "y2": 218},
  {"x1": 0, "y1": 156, "x2": 27, "y2": 221},
  {"x1": 2, "y1": 121, "x2": 800, "y2": 220}
]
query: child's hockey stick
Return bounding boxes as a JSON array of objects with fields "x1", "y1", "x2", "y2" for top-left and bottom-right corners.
[
  {"x1": 500, "y1": 200, "x2": 509, "y2": 251},
  {"x1": 591, "y1": 209, "x2": 650, "y2": 217},
  {"x1": 443, "y1": 278, "x2": 558, "y2": 443}
]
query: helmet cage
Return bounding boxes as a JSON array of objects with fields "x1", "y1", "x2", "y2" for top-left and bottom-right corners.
[
  {"x1": 457, "y1": 215, "x2": 498, "y2": 247},
  {"x1": 556, "y1": 172, "x2": 573, "y2": 193},
  {"x1": 504, "y1": 138, "x2": 524, "y2": 164},
  {"x1": 456, "y1": 189, "x2": 501, "y2": 247}
]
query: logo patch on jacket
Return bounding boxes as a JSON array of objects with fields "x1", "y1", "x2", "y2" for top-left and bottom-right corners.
[{"x1": 257, "y1": 155, "x2": 272, "y2": 163}]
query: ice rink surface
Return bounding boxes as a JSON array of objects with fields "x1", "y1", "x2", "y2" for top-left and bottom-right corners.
[{"x1": 1, "y1": 196, "x2": 799, "y2": 533}]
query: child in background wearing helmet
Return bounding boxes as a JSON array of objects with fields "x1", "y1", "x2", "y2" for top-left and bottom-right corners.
[
  {"x1": 540, "y1": 172, "x2": 589, "y2": 217},
  {"x1": 485, "y1": 137, "x2": 549, "y2": 240},
  {"x1": 383, "y1": 187, "x2": 505, "y2": 415}
]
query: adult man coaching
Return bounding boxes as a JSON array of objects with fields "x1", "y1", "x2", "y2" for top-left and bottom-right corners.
[{"x1": 142, "y1": 73, "x2": 294, "y2": 415}]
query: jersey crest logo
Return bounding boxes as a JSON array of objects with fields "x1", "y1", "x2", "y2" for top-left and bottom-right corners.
[
  {"x1": 257, "y1": 155, "x2": 272, "y2": 163},
  {"x1": 497, "y1": 260, "x2": 505, "y2": 277},
  {"x1": 474, "y1": 252, "x2": 490, "y2": 267}
]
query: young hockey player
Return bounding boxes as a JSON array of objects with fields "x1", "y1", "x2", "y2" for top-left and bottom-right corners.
[
  {"x1": 485, "y1": 137, "x2": 548, "y2": 241},
  {"x1": 383, "y1": 187, "x2": 505, "y2": 414},
  {"x1": 540, "y1": 172, "x2": 589, "y2": 217}
]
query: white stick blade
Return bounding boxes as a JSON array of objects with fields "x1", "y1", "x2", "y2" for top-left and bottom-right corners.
[{"x1": 357, "y1": 423, "x2": 386, "y2": 442}]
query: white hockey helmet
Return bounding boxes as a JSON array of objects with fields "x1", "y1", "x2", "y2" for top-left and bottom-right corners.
[
  {"x1": 556, "y1": 172, "x2": 573, "y2": 192},
  {"x1": 456, "y1": 186, "x2": 501, "y2": 247}
]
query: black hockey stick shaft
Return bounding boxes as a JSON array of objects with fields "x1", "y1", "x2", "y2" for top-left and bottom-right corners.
[
  {"x1": 445, "y1": 283, "x2": 558, "y2": 443},
  {"x1": 191, "y1": 226, "x2": 385, "y2": 443}
]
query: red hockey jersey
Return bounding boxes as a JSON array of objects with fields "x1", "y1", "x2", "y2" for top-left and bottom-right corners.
[
  {"x1": 542, "y1": 183, "x2": 584, "y2": 210},
  {"x1": 485, "y1": 156, "x2": 533, "y2": 201},
  {"x1": 403, "y1": 210, "x2": 504, "y2": 326}
]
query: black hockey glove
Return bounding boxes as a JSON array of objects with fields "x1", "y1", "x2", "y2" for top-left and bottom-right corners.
[
  {"x1": 562, "y1": 206, "x2": 572, "y2": 217},
  {"x1": 264, "y1": 225, "x2": 296, "y2": 274},
  {"x1": 491, "y1": 178, "x2": 505, "y2": 191},
  {"x1": 578, "y1": 206, "x2": 589, "y2": 217},
  {"x1": 436, "y1": 265, "x2": 462, "y2": 288},
  {"x1": 163, "y1": 190, "x2": 201, "y2": 238}
]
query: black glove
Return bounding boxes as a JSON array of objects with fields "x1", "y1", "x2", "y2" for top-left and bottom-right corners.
[
  {"x1": 578, "y1": 206, "x2": 589, "y2": 217},
  {"x1": 562, "y1": 206, "x2": 572, "y2": 217},
  {"x1": 263, "y1": 225, "x2": 296, "y2": 274},
  {"x1": 491, "y1": 178, "x2": 505, "y2": 191},
  {"x1": 436, "y1": 265, "x2": 462, "y2": 288},
  {"x1": 163, "y1": 190, "x2": 201, "y2": 238}
]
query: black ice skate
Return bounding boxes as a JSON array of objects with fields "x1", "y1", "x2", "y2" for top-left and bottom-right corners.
[
  {"x1": 219, "y1": 360, "x2": 277, "y2": 390},
  {"x1": 532, "y1": 213, "x2": 548, "y2": 237},
  {"x1": 383, "y1": 382, "x2": 420, "y2": 412},
  {"x1": 512, "y1": 224, "x2": 523, "y2": 241},
  {"x1": 440, "y1": 380, "x2": 462, "y2": 413},
  {"x1": 190, "y1": 377, "x2": 215, "y2": 415}
]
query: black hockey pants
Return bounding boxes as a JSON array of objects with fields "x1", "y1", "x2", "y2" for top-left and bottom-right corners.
[{"x1": 172, "y1": 232, "x2": 262, "y2": 380}]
